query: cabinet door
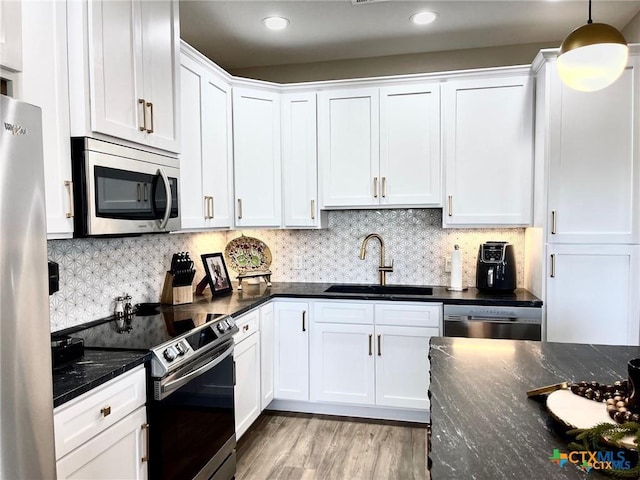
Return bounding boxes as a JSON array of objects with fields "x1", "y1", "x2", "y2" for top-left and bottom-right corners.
[
  {"x1": 442, "y1": 74, "x2": 533, "y2": 226},
  {"x1": 0, "y1": 0, "x2": 22, "y2": 71},
  {"x1": 56, "y1": 406, "x2": 148, "y2": 480},
  {"x1": 260, "y1": 302, "x2": 275, "y2": 409},
  {"x1": 234, "y1": 331, "x2": 261, "y2": 440},
  {"x1": 21, "y1": 0, "x2": 74, "y2": 238},
  {"x1": 318, "y1": 88, "x2": 380, "y2": 207},
  {"x1": 374, "y1": 325, "x2": 436, "y2": 410},
  {"x1": 547, "y1": 55, "x2": 640, "y2": 244},
  {"x1": 202, "y1": 70, "x2": 233, "y2": 228},
  {"x1": 233, "y1": 87, "x2": 282, "y2": 227},
  {"x1": 139, "y1": 0, "x2": 180, "y2": 152},
  {"x1": 273, "y1": 302, "x2": 309, "y2": 401},
  {"x1": 310, "y1": 322, "x2": 375, "y2": 405},
  {"x1": 380, "y1": 84, "x2": 441, "y2": 206},
  {"x1": 179, "y1": 55, "x2": 207, "y2": 229},
  {"x1": 282, "y1": 92, "x2": 319, "y2": 227},
  {"x1": 88, "y1": 0, "x2": 145, "y2": 144},
  {"x1": 546, "y1": 245, "x2": 640, "y2": 346}
]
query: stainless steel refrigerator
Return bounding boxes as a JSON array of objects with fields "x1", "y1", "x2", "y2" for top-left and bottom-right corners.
[{"x1": 0, "y1": 95, "x2": 56, "y2": 478}]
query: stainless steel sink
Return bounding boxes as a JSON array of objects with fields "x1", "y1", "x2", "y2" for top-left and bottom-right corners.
[{"x1": 325, "y1": 284, "x2": 433, "y2": 295}]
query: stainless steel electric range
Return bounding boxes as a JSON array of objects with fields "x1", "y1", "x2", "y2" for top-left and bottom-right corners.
[{"x1": 64, "y1": 308, "x2": 239, "y2": 480}]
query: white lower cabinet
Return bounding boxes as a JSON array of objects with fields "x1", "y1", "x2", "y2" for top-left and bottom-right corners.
[
  {"x1": 54, "y1": 366, "x2": 148, "y2": 480},
  {"x1": 273, "y1": 302, "x2": 309, "y2": 401},
  {"x1": 374, "y1": 325, "x2": 436, "y2": 409},
  {"x1": 310, "y1": 301, "x2": 440, "y2": 411},
  {"x1": 310, "y1": 322, "x2": 375, "y2": 405},
  {"x1": 56, "y1": 406, "x2": 148, "y2": 480},
  {"x1": 260, "y1": 302, "x2": 275, "y2": 409},
  {"x1": 546, "y1": 245, "x2": 640, "y2": 345},
  {"x1": 233, "y1": 310, "x2": 262, "y2": 440}
]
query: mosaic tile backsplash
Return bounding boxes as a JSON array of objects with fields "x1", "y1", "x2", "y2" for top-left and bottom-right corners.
[{"x1": 48, "y1": 209, "x2": 524, "y2": 331}]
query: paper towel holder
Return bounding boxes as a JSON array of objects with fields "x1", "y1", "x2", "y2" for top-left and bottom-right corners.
[{"x1": 446, "y1": 244, "x2": 468, "y2": 292}]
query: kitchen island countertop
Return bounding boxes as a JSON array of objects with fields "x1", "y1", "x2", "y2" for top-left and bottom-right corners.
[{"x1": 429, "y1": 337, "x2": 640, "y2": 479}]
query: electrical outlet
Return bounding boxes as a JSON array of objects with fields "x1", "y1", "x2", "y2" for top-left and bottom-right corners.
[
  {"x1": 293, "y1": 256, "x2": 304, "y2": 270},
  {"x1": 445, "y1": 257, "x2": 452, "y2": 273}
]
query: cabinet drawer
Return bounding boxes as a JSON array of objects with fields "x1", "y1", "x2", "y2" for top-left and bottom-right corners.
[
  {"x1": 313, "y1": 301, "x2": 374, "y2": 325},
  {"x1": 54, "y1": 366, "x2": 146, "y2": 460},
  {"x1": 374, "y1": 303, "x2": 442, "y2": 328},
  {"x1": 233, "y1": 309, "x2": 260, "y2": 344}
]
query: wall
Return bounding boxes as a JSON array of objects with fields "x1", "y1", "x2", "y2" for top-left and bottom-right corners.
[
  {"x1": 228, "y1": 41, "x2": 556, "y2": 83},
  {"x1": 48, "y1": 209, "x2": 524, "y2": 331},
  {"x1": 623, "y1": 9, "x2": 640, "y2": 42}
]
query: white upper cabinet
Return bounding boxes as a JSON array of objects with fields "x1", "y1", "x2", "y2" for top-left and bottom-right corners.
[
  {"x1": 20, "y1": 0, "x2": 74, "y2": 239},
  {"x1": 546, "y1": 54, "x2": 640, "y2": 244},
  {"x1": 379, "y1": 84, "x2": 441, "y2": 206},
  {"x1": 282, "y1": 92, "x2": 324, "y2": 228},
  {"x1": 179, "y1": 46, "x2": 232, "y2": 230},
  {"x1": 442, "y1": 72, "x2": 533, "y2": 227},
  {"x1": 68, "y1": 0, "x2": 180, "y2": 153},
  {"x1": 318, "y1": 84, "x2": 441, "y2": 208},
  {"x1": 233, "y1": 86, "x2": 282, "y2": 227},
  {"x1": 318, "y1": 88, "x2": 379, "y2": 207},
  {"x1": 0, "y1": 0, "x2": 22, "y2": 71}
]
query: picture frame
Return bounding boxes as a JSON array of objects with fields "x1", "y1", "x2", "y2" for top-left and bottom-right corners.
[{"x1": 201, "y1": 253, "x2": 233, "y2": 296}]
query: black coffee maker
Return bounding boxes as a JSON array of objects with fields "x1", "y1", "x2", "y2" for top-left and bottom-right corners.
[{"x1": 476, "y1": 241, "x2": 517, "y2": 293}]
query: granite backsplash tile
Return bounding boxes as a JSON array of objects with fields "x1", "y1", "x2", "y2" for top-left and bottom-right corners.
[{"x1": 48, "y1": 208, "x2": 524, "y2": 331}]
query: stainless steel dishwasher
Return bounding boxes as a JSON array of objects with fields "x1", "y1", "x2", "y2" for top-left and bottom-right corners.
[{"x1": 443, "y1": 304, "x2": 542, "y2": 341}]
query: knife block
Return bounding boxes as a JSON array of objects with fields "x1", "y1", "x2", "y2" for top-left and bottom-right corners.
[{"x1": 161, "y1": 272, "x2": 193, "y2": 305}]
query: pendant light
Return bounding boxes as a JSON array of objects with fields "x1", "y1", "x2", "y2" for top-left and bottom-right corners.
[{"x1": 557, "y1": 0, "x2": 628, "y2": 92}]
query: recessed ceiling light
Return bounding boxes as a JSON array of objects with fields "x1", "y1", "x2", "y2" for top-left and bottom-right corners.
[
  {"x1": 410, "y1": 11, "x2": 438, "y2": 25},
  {"x1": 263, "y1": 16, "x2": 290, "y2": 30}
]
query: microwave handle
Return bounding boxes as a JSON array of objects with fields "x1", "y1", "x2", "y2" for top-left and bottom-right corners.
[{"x1": 157, "y1": 168, "x2": 172, "y2": 229}]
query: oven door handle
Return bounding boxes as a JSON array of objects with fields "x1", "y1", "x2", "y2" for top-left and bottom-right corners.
[{"x1": 160, "y1": 344, "x2": 234, "y2": 398}]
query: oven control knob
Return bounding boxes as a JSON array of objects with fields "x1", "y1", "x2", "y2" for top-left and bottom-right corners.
[
  {"x1": 163, "y1": 347, "x2": 176, "y2": 362},
  {"x1": 175, "y1": 342, "x2": 186, "y2": 356},
  {"x1": 216, "y1": 321, "x2": 227, "y2": 333}
]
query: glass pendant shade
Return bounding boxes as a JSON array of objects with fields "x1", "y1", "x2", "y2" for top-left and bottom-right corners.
[{"x1": 557, "y1": 22, "x2": 628, "y2": 92}]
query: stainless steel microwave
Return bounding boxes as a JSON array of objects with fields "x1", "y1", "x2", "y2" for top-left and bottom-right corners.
[{"x1": 71, "y1": 137, "x2": 180, "y2": 236}]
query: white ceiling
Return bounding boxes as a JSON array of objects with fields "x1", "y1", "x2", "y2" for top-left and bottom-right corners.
[{"x1": 179, "y1": 0, "x2": 640, "y2": 70}]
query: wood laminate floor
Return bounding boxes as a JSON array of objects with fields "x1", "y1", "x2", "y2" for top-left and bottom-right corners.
[{"x1": 236, "y1": 412, "x2": 429, "y2": 480}]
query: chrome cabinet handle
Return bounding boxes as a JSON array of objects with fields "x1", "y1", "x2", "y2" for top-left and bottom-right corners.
[
  {"x1": 100, "y1": 405, "x2": 111, "y2": 417},
  {"x1": 141, "y1": 423, "x2": 150, "y2": 462},
  {"x1": 311, "y1": 200, "x2": 315, "y2": 220},
  {"x1": 237, "y1": 199, "x2": 243, "y2": 219},
  {"x1": 146, "y1": 101, "x2": 154, "y2": 133},
  {"x1": 550, "y1": 254, "x2": 556, "y2": 278},
  {"x1": 551, "y1": 210, "x2": 557, "y2": 235},
  {"x1": 302, "y1": 310, "x2": 306, "y2": 332},
  {"x1": 368, "y1": 334, "x2": 372, "y2": 356},
  {"x1": 381, "y1": 177, "x2": 387, "y2": 198},
  {"x1": 377, "y1": 334, "x2": 382, "y2": 356},
  {"x1": 373, "y1": 177, "x2": 378, "y2": 198},
  {"x1": 64, "y1": 181, "x2": 74, "y2": 218},
  {"x1": 448, "y1": 195, "x2": 453, "y2": 217},
  {"x1": 138, "y1": 99, "x2": 146, "y2": 131}
]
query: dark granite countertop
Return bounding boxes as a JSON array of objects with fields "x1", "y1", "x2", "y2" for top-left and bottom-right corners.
[
  {"x1": 52, "y1": 282, "x2": 540, "y2": 408},
  {"x1": 52, "y1": 349, "x2": 149, "y2": 408},
  {"x1": 429, "y1": 337, "x2": 640, "y2": 479},
  {"x1": 173, "y1": 282, "x2": 542, "y2": 319}
]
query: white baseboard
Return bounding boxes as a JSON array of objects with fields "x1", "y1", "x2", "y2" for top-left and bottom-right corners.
[{"x1": 266, "y1": 399, "x2": 430, "y2": 424}]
